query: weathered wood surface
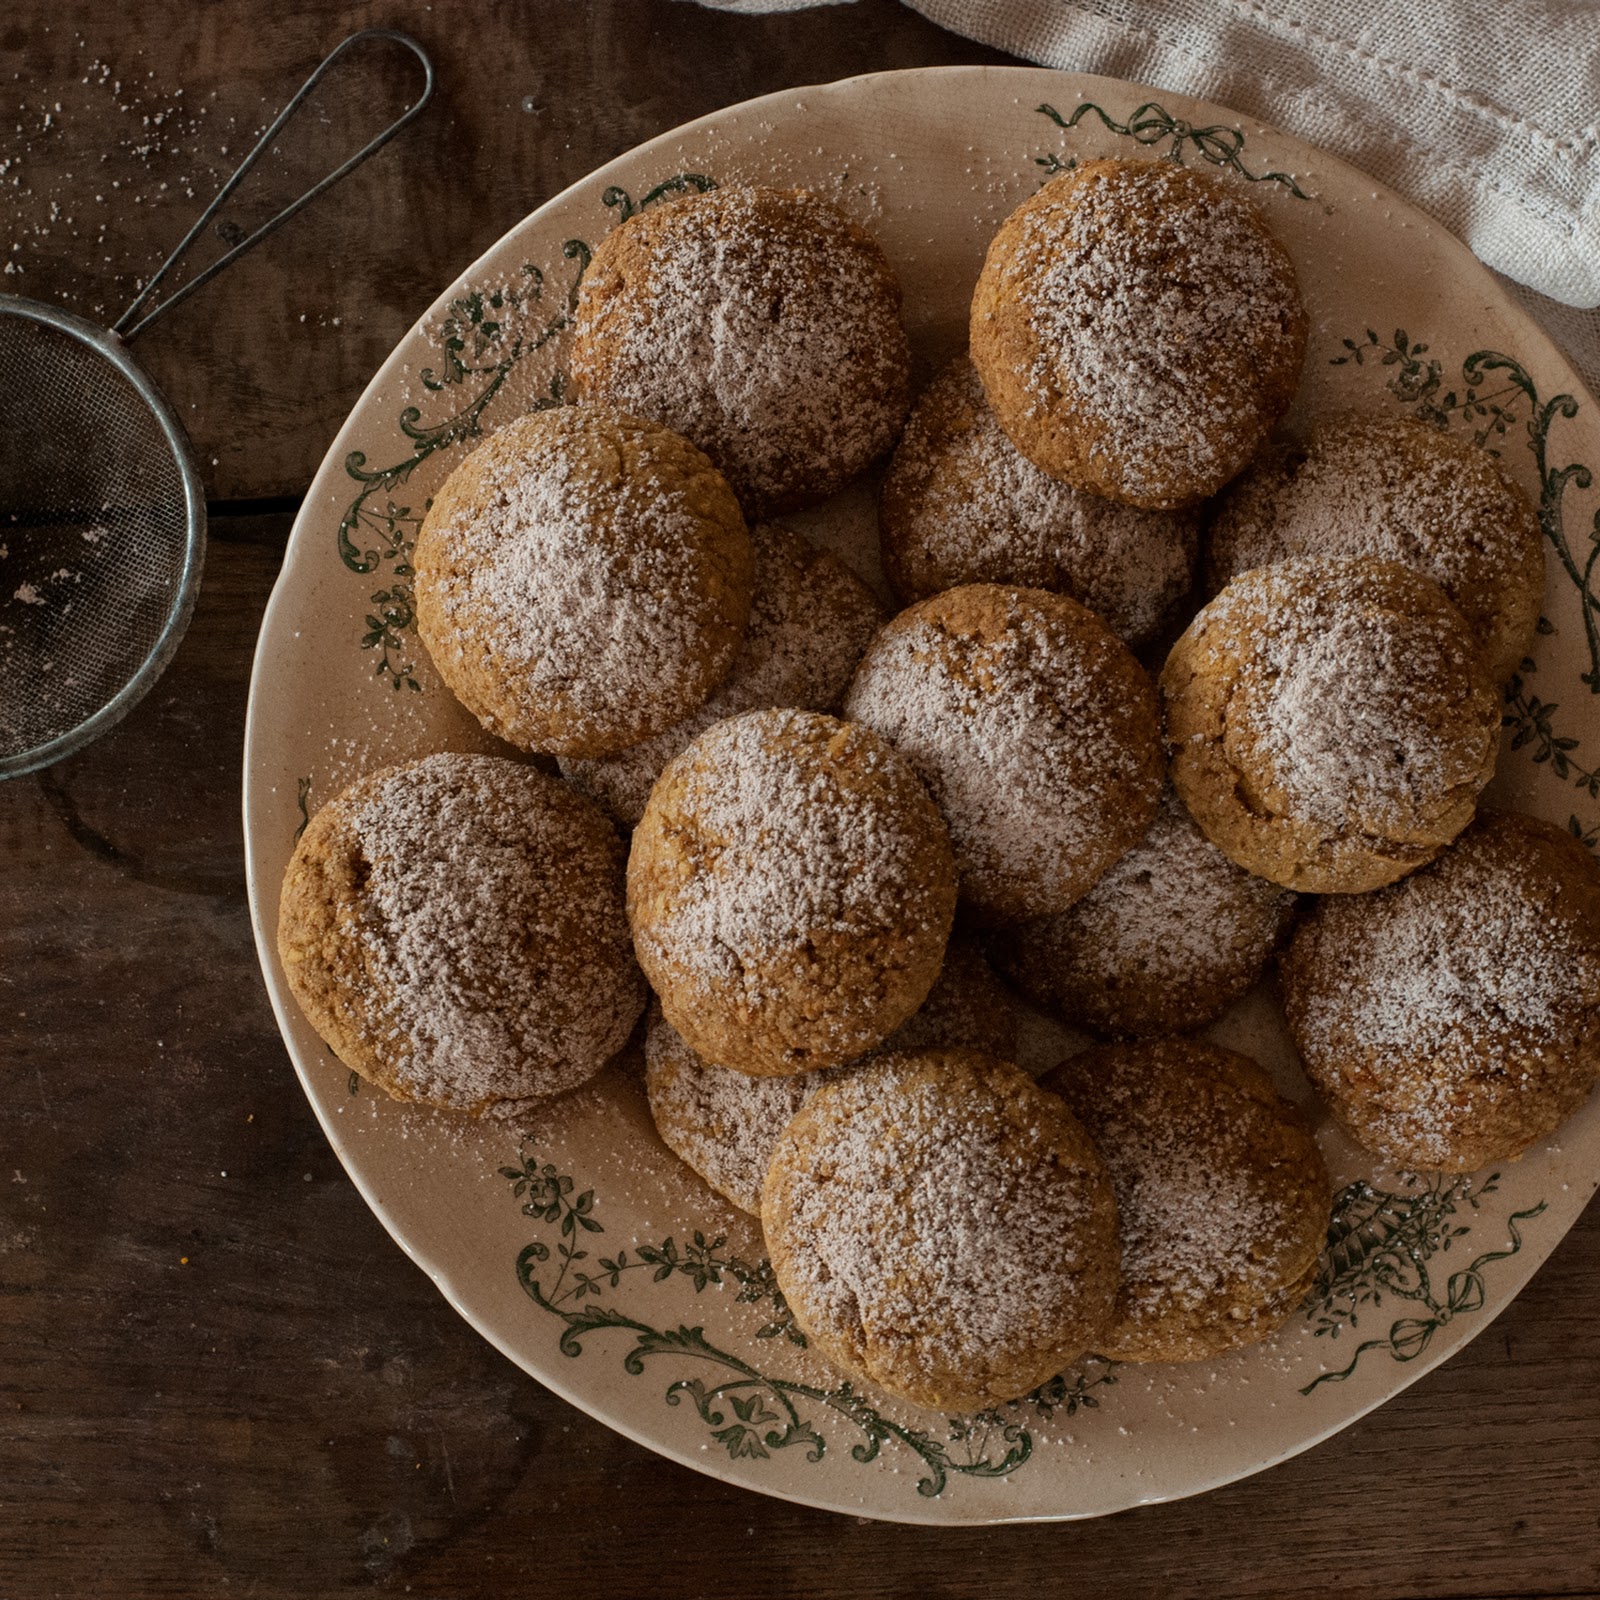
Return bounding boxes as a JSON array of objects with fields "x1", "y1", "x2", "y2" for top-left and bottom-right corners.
[{"x1": 2, "y1": 3, "x2": 1598, "y2": 1597}]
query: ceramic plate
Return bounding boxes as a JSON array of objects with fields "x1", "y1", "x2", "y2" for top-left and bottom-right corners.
[{"x1": 243, "y1": 67, "x2": 1600, "y2": 1524}]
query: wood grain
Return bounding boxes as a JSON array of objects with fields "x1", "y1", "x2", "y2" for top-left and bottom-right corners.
[{"x1": 2, "y1": 3, "x2": 1598, "y2": 1597}]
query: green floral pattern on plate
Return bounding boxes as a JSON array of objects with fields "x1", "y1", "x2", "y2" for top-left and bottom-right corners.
[
  {"x1": 1303, "y1": 1174, "x2": 1546, "y2": 1394},
  {"x1": 505, "y1": 1148, "x2": 1117, "y2": 1496}
]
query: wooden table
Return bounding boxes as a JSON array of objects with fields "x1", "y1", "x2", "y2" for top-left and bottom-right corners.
[{"x1": 3, "y1": 4, "x2": 1597, "y2": 1595}]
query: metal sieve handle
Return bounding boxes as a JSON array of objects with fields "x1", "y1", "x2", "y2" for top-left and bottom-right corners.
[{"x1": 112, "y1": 28, "x2": 434, "y2": 343}]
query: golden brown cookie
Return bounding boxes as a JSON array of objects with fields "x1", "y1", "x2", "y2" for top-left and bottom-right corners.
[
  {"x1": 844, "y1": 584, "x2": 1164, "y2": 923},
  {"x1": 628, "y1": 708, "x2": 956, "y2": 1075},
  {"x1": 763, "y1": 1049, "x2": 1120, "y2": 1409},
  {"x1": 1041, "y1": 1039, "x2": 1330, "y2": 1363},
  {"x1": 989, "y1": 787, "x2": 1296, "y2": 1036},
  {"x1": 880, "y1": 357, "x2": 1199, "y2": 650},
  {"x1": 569, "y1": 184, "x2": 911, "y2": 519},
  {"x1": 413, "y1": 405, "x2": 754, "y2": 759},
  {"x1": 970, "y1": 158, "x2": 1306, "y2": 508},
  {"x1": 1206, "y1": 412, "x2": 1544, "y2": 685},
  {"x1": 1161, "y1": 556, "x2": 1499, "y2": 893},
  {"x1": 560, "y1": 522, "x2": 884, "y2": 827},
  {"x1": 1281, "y1": 810, "x2": 1600, "y2": 1171},
  {"x1": 644, "y1": 938, "x2": 1020, "y2": 1215},
  {"x1": 277, "y1": 753, "x2": 645, "y2": 1114},
  {"x1": 645, "y1": 1004, "x2": 815, "y2": 1217}
]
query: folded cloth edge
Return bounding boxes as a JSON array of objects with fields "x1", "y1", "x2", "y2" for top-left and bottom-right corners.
[{"x1": 905, "y1": 0, "x2": 1600, "y2": 310}]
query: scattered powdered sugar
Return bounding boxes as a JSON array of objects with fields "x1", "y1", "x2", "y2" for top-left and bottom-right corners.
[
  {"x1": 1002, "y1": 163, "x2": 1300, "y2": 497},
  {"x1": 769, "y1": 1056, "x2": 1113, "y2": 1396},
  {"x1": 1, "y1": 52, "x2": 222, "y2": 300},
  {"x1": 340, "y1": 753, "x2": 642, "y2": 1110},
  {"x1": 882, "y1": 358, "x2": 1196, "y2": 647},
  {"x1": 637, "y1": 709, "x2": 943, "y2": 1001},
  {"x1": 420, "y1": 411, "x2": 743, "y2": 751},
  {"x1": 571, "y1": 186, "x2": 909, "y2": 516},
  {"x1": 845, "y1": 588, "x2": 1159, "y2": 918},
  {"x1": 560, "y1": 522, "x2": 883, "y2": 826}
]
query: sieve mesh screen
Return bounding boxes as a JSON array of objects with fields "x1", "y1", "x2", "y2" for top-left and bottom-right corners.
[{"x1": 0, "y1": 309, "x2": 197, "y2": 767}]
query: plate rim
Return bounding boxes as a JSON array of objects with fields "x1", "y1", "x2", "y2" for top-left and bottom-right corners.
[{"x1": 242, "y1": 61, "x2": 1600, "y2": 1526}]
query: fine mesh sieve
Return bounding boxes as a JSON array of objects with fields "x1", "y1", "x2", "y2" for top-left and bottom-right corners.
[{"x1": 0, "y1": 28, "x2": 433, "y2": 779}]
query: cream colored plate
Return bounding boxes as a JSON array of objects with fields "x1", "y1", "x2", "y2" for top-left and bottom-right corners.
[{"x1": 243, "y1": 67, "x2": 1600, "y2": 1524}]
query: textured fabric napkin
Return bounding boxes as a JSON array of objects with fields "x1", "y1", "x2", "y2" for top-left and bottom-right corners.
[{"x1": 693, "y1": 0, "x2": 1600, "y2": 390}]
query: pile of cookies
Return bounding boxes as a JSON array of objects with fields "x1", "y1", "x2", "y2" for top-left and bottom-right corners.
[{"x1": 277, "y1": 160, "x2": 1600, "y2": 1412}]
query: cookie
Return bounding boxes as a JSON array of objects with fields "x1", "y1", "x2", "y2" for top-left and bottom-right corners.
[
  {"x1": 276, "y1": 753, "x2": 645, "y2": 1114},
  {"x1": 989, "y1": 786, "x2": 1296, "y2": 1036},
  {"x1": 570, "y1": 184, "x2": 911, "y2": 519},
  {"x1": 628, "y1": 708, "x2": 956, "y2": 1075},
  {"x1": 845, "y1": 584, "x2": 1164, "y2": 923},
  {"x1": 1161, "y1": 556, "x2": 1499, "y2": 893},
  {"x1": 970, "y1": 158, "x2": 1306, "y2": 508},
  {"x1": 1206, "y1": 412, "x2": 1544, "y2": 685},
  {"x1": 763, "y1": 1049, "x2": 1119, "y2": 1409},
  {"x1": 644, "y1": 938, "x2": 1020, "y2": 1215},
  {"x1": 880, "y1": 356, "x2": 1199, "y2": 650},
  {"x1": 413, "y1": 404, "x2": 755, "y2": 760},
  {"x1": 560, "y1": 521, "x2": 884, "y2": 827},
  {"x1": 1281, "y1": 810, "x2": 1600, "y2": 1171},
  {"x1": 1042, "y1": 1039, "x2": 1330, "y2": 1363}
]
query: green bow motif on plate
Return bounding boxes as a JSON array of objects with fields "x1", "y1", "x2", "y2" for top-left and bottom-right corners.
[{"x1": 1036, "y1": 101, "x2": 1310, "y2": 197}]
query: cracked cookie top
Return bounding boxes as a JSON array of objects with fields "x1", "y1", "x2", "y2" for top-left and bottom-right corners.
[
  {"x1": 1161, "y1": 555, "x2": 1498, "y2": 893},
  {"x1": 970, "y1": 158, "x2": 1305, "y2": 509},
  {"x1": 763, "y1": 1048, "x2": 1118, "y2": 1410},
  {"x1": 627, "y1": 708, "x2": 956, "y2": 1075},
  {"x1": 277, "y1": 753, "x2": 645, "y2": 1115},
  {"x1": 570, "y1": 184, "x2": 911, "y2": 520}
]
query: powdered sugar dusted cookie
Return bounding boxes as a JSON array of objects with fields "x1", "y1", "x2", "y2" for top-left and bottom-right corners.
[
  {"x1": 989, "y1": 787, "x2": 1295, "y2": 1036},
  {"x1": 277, "y1": 753, "x2": 645, "y2": 1115},
  {"x1": 971, "y1": 158, "x2": 1306, "y2": 508},
  {"x1": 413, "y1": 405, "x2": 755, "y2": 760},
  {"x1": 1281, "y1": 810, "x2": 1600, "y2": 1171},
  {"x1": 560, "y1": 522, "x2": 884, "y2": 827},
  {"x1": 763, "y1": 1049, "x2": 1119, "y2": 1409},
  {"x1": 880, "y1": 357, "x2": 1198, "y2": 650},
  {"x1": 1206, "y1": 412, "x2": 1543, "y2": 685},
  {"x1": 628, "y1": 709, "x2": 956, "y2": 1075},
  {"x1": 570, "y1": 184, "x2": 911, "y2": 519},
  {"x1": 1042, "y1": 1039, "x2": 1330, "y2": 1363},
  {"x1": 845, "y1": 584, "x2": 1164, "y2": 923},
  {"x1": 1161, "y1": 556, "x2": 1499, "y2": 893}
]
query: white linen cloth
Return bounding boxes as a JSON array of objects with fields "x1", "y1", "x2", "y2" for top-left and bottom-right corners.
[{"x1": 690, "y1": 0, "x2": 1600, "y2": 390}]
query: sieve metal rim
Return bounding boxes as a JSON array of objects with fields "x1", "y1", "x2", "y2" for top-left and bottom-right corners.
[{"x1": 0, "y1": 291, "x2": 207, "y2": 780}]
